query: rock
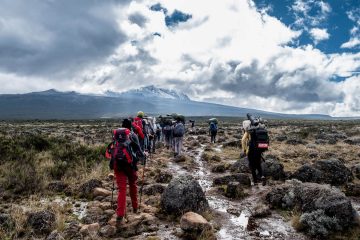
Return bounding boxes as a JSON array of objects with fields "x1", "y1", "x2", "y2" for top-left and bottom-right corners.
[
  {"x1": 313, "y1": 159, "x2": 353, "y2": 185},
  {"x1": 262, "y1": 158, "x2": 286, "y2": 180},
  {"x1": 92, "y1": 187, "x2": 112, "y2": 198},
  {"x1": 99, "y1": 225, "x2": 116, "y2": 237},
  {"x1": 63, "y1": 221, "x2": 82, "y2": 239},
  {"x1": 225, "y1": 182, "x2": 246, "y2": 199},
  {"x1": 174, "y1": 154, "x2": 187, "y2": 163},
  {"x1": 292, "y1": 159, "x2": 353, "y2": 185},
  {"x1": 213, "y1": 174, "x2": 251, "y2": 187},
  {"x1": 200, "y1": 152, "x2": 210, "y2": 162},
  {"x1": 155, "y1": 170, "x2": 173, "y2": 183},
  {"x1": 211, "y1": 164, "x2": 227, "y2": 173},
  {"x1": 111, "y1": 213, "x2": 158, "y2": 238},
  {"x1": 180, "y1": 212, "x2": 212, "y2": 232},
  {"x1": 344, "y1": 137, "x2": 360, "y2": 145},
  {"x1": 223, "y1": 140, "x2": 240, "y2": 148},
  {"x1": 352, "y1": 164, "x2": 360, "y2": 179},
  {"x1": 80, "y1": 222, "x2": 100, "y2": 236},
  {"x1": 0, "y1": 214, "x2": 14, "y2": 230},
  {"x1": 143, "y1": 184, "x2": 166, "y2": 195},
  {"x1": 161, "y1": 175, "x2": 209, "y2": 216},
  {"x1": 229, "y1": 159, "x2": 251, "y2": 173},
  {"x1": 104, "y1": 209, "x2": 115, "y2": 217},
  {"x1": 291, "y1": 164, "x2": 324, "y2": 183},
  {"x1": 47, "y1": 181, "x2": 68, "y2": 192},
  {"x1": 251, "y1": 203, "x2": 271, "y2": 218},
  {"x1": 345, "y1": 183, "x2": 360, "y2": 197},
  {"x1": 266, "y1": 180, "x2": 357, "y2": 238},
  {"x1": 275, "y1": 135, "x2": 287, "y2": 142},
  {"x1": 286, "y1": 138, "x2": 306, "y2": 145},
  {"x1": 210, "y1": 155, "x2": 221, "y2": 162},
  {"x1": 79, "y1": 179, "x2": 102, "y2": 197},
  {"x1": 315, "y1": 139, "x2": 327, "y2": 145},
  {"x1": 46, "y1": 230, "x2": 63, "y2": 240},
  {"x1": 27, "y1": 210, "x2": 56, "y2": 235}
]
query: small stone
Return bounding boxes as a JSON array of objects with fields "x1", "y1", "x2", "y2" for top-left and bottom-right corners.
[
  {"x1": 99, "y1": 225, "x2": 116, "y2": 237},
  {"x1": 180, "y1": 212, "x2": 212, "y2": 232},
  {"x1": 80, "y1": 222, "x2": 100, "y2": 236},
  {"x1": 92, "y1": 188, "x2": 112, "y2": 198}
]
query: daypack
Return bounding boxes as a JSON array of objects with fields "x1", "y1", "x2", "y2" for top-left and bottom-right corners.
[
  {"x1": 163, "y1": 125, "x2": 172, "y2": 136},
  {"x1": 249, "y1": 128, "x2": 269, "y2": 152},
  {"x1": 173, "y1": 122, "x2": 185, "y2": 137},
  {"x1": 210, "y1": 122, "x2": 217, "y2": 133},
  {"x1": 109, "y1": 128, "x2": 133, "y2": 170},
  {"x1": 134, "y1": 117, "x2": 143, "y2": 130}
]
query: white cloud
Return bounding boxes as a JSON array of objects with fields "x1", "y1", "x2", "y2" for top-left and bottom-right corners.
[
  {"x1": 309, "y1": 28, "x2": 330, "y2": 44},
  {"x1": 341, "y1": 38, "x2": 360, "y2": 49}
]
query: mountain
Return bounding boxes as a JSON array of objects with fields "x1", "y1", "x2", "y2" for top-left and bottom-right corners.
[
  {"x1": 0, "y1": 86, "x2": 350, "y2": 120},
  {"x1": 105, "y1": 85, "x2": 190, "y2": 101}
]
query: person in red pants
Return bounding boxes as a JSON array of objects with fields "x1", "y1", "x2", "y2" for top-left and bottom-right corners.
[{"x1": 109, "y1": 119, "x2": 146, "y2": 226}]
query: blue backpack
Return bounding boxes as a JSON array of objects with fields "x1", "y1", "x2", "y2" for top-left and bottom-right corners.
[{"x1": 210, "y1": 122, "x2": 217, "y2": 133}]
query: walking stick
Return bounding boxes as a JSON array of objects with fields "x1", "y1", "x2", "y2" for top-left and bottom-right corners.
[{"x1": 111, "y1": 176, "x2": 115, "y2": 209}]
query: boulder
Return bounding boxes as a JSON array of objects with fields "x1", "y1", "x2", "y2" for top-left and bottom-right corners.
[
  {"x1": 180, "y1": 212, "x2": 212, "y2": 232},
  {"x1": 225, "y1": 182, "x2": 246, "y2": 199},
  {"x1": 345, "y1": 183, "x2": 360, "y2": 197},
  {"x1": 262, "y1": 158, "x2": 286, "y2": 180},
  {"x1": 80, "y1": 222, "x2": 100, "y2": 236},
  {"x1": 213, "y1": 174, "x2": 251, "y2": 187},
  {"x1": 79, "y1": 179, "x2": 102, "y2": 197},
  {"x1": 62, "y1": 221, "x2": 82, "y2": 240},
  {"x1": 352, "y1": 164, "x2": 360, "y2": 179},
  {"x1": 143, "y1": 184, "x2": 167, "y2": 195},
  {"x1": 155, "y1": 170, "x2": 173, "y2": 183},
  {"x1": 266, "y1": 180, "x2": 357, "y2": 238},
  {"x1": 99, "y1": 225, "x2": 116, "y2": 238},
  {"x1": 161, "y1": 175, "x2": 209, "y2": 216},
  {"x1": 313, "y1": 159, "x2": 353, "y2": 185},
  {"x1": 211, "y1": 164, "x2": 227, "y2": 173},
  {"x1": 291, "y1": 159, "x2": 353, "y2": 185},
  {"x1": 229, "y1": 159, "x2": 251, "y2": 173},
  {"x1": 92, "y1": 188, "x2": 111, "y2": 198},
  {"x1": 291, "y1": 164, "x2": 324, "y2": 183},
  {"x1": 27, "y1": 210, "x2": 56, "y2": 235}
]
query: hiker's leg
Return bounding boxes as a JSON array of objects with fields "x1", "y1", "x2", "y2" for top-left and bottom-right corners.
[
  {"x1": 256, "y1": 154, "x2": 263, "y2": 178},
  {"x1": 248, "y1": 152, "x2": 257, "y2": 183},
  {"x1": 214, "y1": 132, "x2": 217, "y2": 143},
  {"x1": 174, "y1": 137, "x2": 179, "y2": 155},
  {"x1": 115, "y1": 170, "x2": 127, "y2": 217},
  {"x1": 127, "y1": 169, "x2": 138, "y2": 210},
  {"x1": 179, "y1": 137, "x2": 183, "y2": 155}
]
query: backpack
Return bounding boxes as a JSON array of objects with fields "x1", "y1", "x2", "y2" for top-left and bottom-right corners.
[
  {"x1": 109, "y1": 128, "x2": 133, "y2": 170},
  {"x1": 173, "y1": 122, "x2": 185, "y2": 137},
  {"x1": 210, "y1": 122, "x2": 217, "y2": 133},
  {"x1": 134, "y1": 117, "x2": 143, "y2": 130},
  {"x1": 249, "y1": 128, "x2": 269, "y2": 153},
  {"x1": 163, "y1": 125, "x2": 172, "y2": 136}
]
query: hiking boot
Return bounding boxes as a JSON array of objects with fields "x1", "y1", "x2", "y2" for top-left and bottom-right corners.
[
  {"x1": 116, "y1": 216, "x2": 124, "y2": 227},
  {"x1": 261, "y1": 176, "x2": 266, "y2": 186}
]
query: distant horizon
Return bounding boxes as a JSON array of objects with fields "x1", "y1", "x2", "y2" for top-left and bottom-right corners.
[{"x1": 0, "y1": 0, "x2": 359, "y2": 117}]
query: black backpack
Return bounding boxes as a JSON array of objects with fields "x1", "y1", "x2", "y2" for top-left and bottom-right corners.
[
  {"x1": 109, "y1": 128, "x2": 133, "y2": 170},
  {"x1": 249, "y1": 128, "x2": 269, "y2": 153}
]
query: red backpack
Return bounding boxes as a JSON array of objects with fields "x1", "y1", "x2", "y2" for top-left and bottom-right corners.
[
  {"x1": 107, "y1": 128, "x2": 133, "y2": 170},
  {"x1": 134, "y1": 117, "x2": 143, "y2": 130}
]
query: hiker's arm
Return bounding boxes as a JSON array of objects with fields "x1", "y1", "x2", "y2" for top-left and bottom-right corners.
[{"x1": 241, "y1": 132, "x2": 249, "y2": 155}]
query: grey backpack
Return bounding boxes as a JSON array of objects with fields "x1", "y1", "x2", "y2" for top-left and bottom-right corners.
[{"x1": 173, "y1": 122, "x2": 185, "y2": 137}]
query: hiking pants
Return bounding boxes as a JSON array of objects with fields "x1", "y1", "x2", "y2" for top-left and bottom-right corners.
[
  {"x1": 174, "y1": 137, "x2": 183, "y2": 155},
  {"x1": 210, "y1": 131, "x2": 217, "y2": 143},
  {"x1": 114, "y1": 165, "x2": 138, "y2": 217},
  {"x1": 165, "y1": 133, "x2": 171, "y2": 148},
  {"x1": 248, "y1": 149, "x2": 263, "y2": 182}
]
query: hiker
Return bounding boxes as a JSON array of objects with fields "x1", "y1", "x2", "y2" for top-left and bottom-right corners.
[
  {"x1": 163, "y1": 121, "x2": 172, "y2": 149},
  {"x1": 173, "y1": 116, "x2": 185, "y2": 157},
  {"x1": 209, "y1": 118, "x2": 218, "y2": 143},
  {"x1": 108, "y1": 119, "x2": 147, "y2": 226},
  {"x1": 143, "y1": 116, "x2": 154, "y2": 153},
  {"x1": 241, "y1": 114, "x2": 269, "y2": 185},
  {"x1": 134, "y1": 111, "x2": 146, "y2": 150},
  {"x1": 155, "y1": 122, "x2": 161, "y2": 142}
]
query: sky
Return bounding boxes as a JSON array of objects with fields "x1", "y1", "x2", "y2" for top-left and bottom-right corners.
[{"x1": 0, "y1": 0, "x2": 359, "y2": 117}]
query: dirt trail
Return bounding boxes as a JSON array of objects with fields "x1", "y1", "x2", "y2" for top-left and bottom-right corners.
[{"x1": 166, "y1": 137, "x2": 307, "y2": 240}]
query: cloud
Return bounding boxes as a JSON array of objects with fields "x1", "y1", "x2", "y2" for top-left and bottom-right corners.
[
  {"x1": 342, "y1": 7, "x2": 360, "y2": 49},
  {"x1": 291, "y1": 0, "x2": 331, "y2": 27},
  {"x1": 309, "y1": 28, "x2": 330, "y2": 44},
  {"x1": 0, "y1": 0, "x2": 128, "y2": 78},
  {"x1": 341, "y1": 38, "x2": 360, "y2": 49}
]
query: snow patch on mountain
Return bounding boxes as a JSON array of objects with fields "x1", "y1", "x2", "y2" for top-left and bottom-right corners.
[{"x1": 106, "y1": 85, "x2": 190, "y2": 101}]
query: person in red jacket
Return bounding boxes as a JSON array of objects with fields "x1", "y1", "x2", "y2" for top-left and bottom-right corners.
[
  {"x1": 112, "y1": 119, "x2": 146, "y2": 226},
  {"x1": 134, "y1": 111, "x2": 146, "y2": 150}
]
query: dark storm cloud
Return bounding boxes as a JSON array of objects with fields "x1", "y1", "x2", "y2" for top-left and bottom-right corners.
[
  {"x1": 128, "y1": 12, "x2": 148, "y2": 27},
  {"x1": 0, "y1": 0, "x2": 130, "y2": 77}
]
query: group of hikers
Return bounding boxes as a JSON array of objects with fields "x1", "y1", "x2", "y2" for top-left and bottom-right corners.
[{"x1": 105, "y1": 112, "x2": 269, "y2": 226}]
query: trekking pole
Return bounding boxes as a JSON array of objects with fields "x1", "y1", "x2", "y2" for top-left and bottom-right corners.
[{"x1": 139, "y1": 155, "x2": 147, "y2": 210}]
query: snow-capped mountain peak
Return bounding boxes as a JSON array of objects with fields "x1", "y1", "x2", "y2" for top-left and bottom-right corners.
[{"x1": 107, "y1": 85, "x2": 190, "y2": 101}]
